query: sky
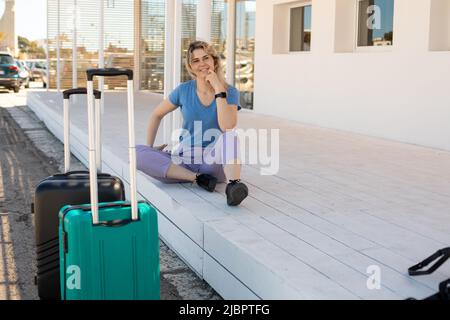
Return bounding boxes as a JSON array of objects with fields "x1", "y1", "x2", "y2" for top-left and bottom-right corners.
[
  {"x1": 14, "y1": 0, "x2": 47, "y2": 40},
  {"x1": 368, "y1": 0, "x2": 394, "y2": 38}
]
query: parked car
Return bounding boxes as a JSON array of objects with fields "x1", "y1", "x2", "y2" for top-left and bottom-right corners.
[
  {"x1": 25, "y1": 59, "x2": 47, "y2": 88},
  {"x1": 0, "y1": 52, "x2": 21, "y2": 93},
  {"x1": 16, "y1": 60, "x2": 31, "y2": 88}
]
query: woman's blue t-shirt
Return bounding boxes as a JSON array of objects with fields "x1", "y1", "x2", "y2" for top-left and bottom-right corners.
[{"x1": 168, "y1": 80, "x2": 241, "y2": 148}]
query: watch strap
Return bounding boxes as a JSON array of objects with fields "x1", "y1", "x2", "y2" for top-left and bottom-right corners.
[{"x1": 215, "y1": 92, "x2": 227, "y2": 99}]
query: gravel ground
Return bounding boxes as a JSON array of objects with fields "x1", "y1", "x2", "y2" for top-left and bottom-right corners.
[{"x1": 0, "y1": 88, "x2": 221, "y2": 300}]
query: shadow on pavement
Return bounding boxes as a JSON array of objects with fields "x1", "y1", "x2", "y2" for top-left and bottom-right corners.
[{"x1": 0, "y1": 107, "x2": 55, "y2": 300}]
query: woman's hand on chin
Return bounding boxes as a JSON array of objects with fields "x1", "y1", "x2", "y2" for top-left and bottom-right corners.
[{"x1": 206, "y1": 70, "x2": 225, "y2": 93}]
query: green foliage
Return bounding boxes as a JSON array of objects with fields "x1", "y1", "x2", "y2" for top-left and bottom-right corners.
[
  {"x1": 384, "y1": 31, "x2": 393, "y2": 42},
  {"x1": 18, "y1": 35, "x2": 46, "y2": 59}
]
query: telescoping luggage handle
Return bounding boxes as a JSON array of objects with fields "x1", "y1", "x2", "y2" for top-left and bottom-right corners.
[
  {"x1": 86, "y1": 68, "x2": 137, "y2": 225},
  {"x1": 62, "y1": 88, "x2": 102, "y2": 174}
]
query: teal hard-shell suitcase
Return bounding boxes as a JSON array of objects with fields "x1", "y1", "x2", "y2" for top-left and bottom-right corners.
[
  {"x1": 59, "y1": 201, "x2": 159, "y2": 300},
  {"x1": 59, "y1": 68, "x2": 160, "y2": 300}
]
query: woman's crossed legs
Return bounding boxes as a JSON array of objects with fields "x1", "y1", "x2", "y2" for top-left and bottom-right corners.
[{"x1": 136, "y1": 130, "x2": 247, "y2": 205}]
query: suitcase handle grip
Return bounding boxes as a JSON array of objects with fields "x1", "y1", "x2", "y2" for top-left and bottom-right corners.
[
  {"x1": 62, "y1": 202, "x2": 144, "y2": 226},
  {"x1": 53, "y1": 171, "x2": 111, "y2": 178},
  {"x1": 63, "y1": 88, "x2": 101, "y2": 100},
  {"x1": 97, "y1": 219, "x2": 133, "y2": 227},
  {"x1": 87, "y1": 68, "x2": 133, "y2": 81}
]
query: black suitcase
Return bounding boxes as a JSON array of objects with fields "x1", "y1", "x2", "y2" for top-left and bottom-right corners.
[{"x1": 33, "y1": 88, "x2": 125, "y2": 300}]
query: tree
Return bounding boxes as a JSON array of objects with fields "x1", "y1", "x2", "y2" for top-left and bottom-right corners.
[
  {"x1": 18, "y1": 36, "x2": 31, "y2": 51},
  {"x1": 384, "y1": 31, "x2": 393, "y2": 42},
  {"x1": 18, "y1": 35, "x2": 46, "y2": 59}
]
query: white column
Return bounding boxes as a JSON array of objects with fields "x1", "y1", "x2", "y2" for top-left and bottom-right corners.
[
  {"x1": 46, "y1": 0, "x2": 50, "y2": 91},
  {"x1": 226, "y1": 0, "x2": 236, "y2": 84},
  {"x1": 173, "y1": 0, "x2": 182, "y2": 87},
  {"x1": 172, "y1": 0, "x2": 183, "y2": 133},
  {"x1": 134, "y1": 0, "x2": 141, "y2": 92},
  {"x1": 56, "y1": 0, "x2": 61, "y2": 91},
  {"x1": 72, "y1": 0, "x2": 77, "y2": 88},
  {"x1": 163, "y1": 0, "x2": 175, "y2": 144},
  {"x1": 164, "y1": 0, "x2": 175, "y2": 97},
  {"x1": 98, "y1": 0, "x2": 104, "y2": 113},
  {"x1": 196, "y1": 0, "x2": 212, "y2": 42}
]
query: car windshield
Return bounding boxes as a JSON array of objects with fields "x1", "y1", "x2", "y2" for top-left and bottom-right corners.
[
  {"x1": 35, "y1": 61, "x2": 46, "y2": 69},
  {"x1": 0, "y1": 55, "x2": 14, "y2": 65}
]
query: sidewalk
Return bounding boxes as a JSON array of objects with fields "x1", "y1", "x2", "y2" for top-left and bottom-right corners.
[
  {"x1": 0, "y1": 89, "x2": 221, "y2": 300},
  {"x1": 0, "y1": 106, "x2": 45, "y2": 299}
]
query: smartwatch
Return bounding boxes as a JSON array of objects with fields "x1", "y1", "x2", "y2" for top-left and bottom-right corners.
[{"x1": 215, "y1": 92, "x2": 227, "y2": 99}]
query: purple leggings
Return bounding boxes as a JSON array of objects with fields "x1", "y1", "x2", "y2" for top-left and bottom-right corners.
[{"x1": 136, "y1": 130, "x2": 240, "y2": 183}]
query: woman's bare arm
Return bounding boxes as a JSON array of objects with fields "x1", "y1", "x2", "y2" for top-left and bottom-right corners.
[
  {"x1": 205, "y1": 70, "x2": 238, "y2": 131},
  {"x1": 146, "y1": 99, "x2": 178, "y2": 146},
  {"x1": 216, "y1": 96, "x2": 238, "y2": 131}
]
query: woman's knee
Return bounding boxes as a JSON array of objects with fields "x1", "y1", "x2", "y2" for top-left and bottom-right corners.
[
  {"x1": 136, "y1": 145, "x2": 155, "y2": 167},
  {"x1": 136, "y1": 144, "x2": 172, "y2": 176}
]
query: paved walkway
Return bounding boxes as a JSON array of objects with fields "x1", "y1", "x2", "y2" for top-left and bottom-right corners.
[{"x1": 0, "y1": 106, "x2": 45, "y2": 299}]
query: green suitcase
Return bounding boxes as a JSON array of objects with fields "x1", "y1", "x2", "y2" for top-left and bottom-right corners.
[
  {"x1": 59, "y1": 68, "x2": 160, "y2": 300},
  {"x1": 59, "y1": 201, "x2": 159, "y2": 300}
]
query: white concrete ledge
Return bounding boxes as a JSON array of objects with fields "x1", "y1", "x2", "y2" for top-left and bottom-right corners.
[{"x1": 27, "y1": 91, "x2": 450, "y2": 300}]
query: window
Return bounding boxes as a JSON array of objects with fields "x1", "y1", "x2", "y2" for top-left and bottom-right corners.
[
  {"x1": 181, "y1": 0, "x2": 198, "y2": 83},
  {"x1": 103, "y1": 0, "x2": 135, "y2": 90},
  {"x1": 357, "y1": 0, "x2": 394, "y2": 47},
  {"x1": 47, "y1": 0, "x2": 134, "y2": 90},
  {"x1": 57, "y1": 0, "x2": 74, "y2": 89},
  {"x1": 47, "y1": 0, "x2": 58, "y2": 88},
  {"x1": 35, "y1": 61, "x2": 47, "y2": 69},
  {"x1": 141, "y1": 0, "x2": 165, "y2": 92},
  {"x1": 236, "y1": 0, "x2": 255, "y2": 109},
  {"x1": 289, "y1": 5, "x2": 311, "y2": 52},
  {"x1": 211, "y1": 0, "x2": 227, "y2": 62},
  {"x1": 0, "y1": 54, "x2": 14, "y2": 64},
  {"x1": 76, "y1": 1, "x2": 101, "y2": 88}
]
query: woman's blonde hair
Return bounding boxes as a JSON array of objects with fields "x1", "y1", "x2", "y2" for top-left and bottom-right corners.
[{"x1": 185, "y1": 40, "x2": 228, "y2": 89}]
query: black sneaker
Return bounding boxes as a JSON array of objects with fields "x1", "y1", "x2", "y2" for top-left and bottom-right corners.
[
  {"x1": 195, "y1": 173, "x2": 217, "y2": 192},
  {"x1": 226, "y1": 180, "x2": 248, "y2": 206}
]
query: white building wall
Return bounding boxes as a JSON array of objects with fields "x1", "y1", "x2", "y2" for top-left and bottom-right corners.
[{"x1": 254, "y1": 0, "x2": 450, "y2": 151}]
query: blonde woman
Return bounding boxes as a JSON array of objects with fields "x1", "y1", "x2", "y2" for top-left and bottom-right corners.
[{"x1": 136, "y1": 41, "x2": 248, "y2": 206}]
